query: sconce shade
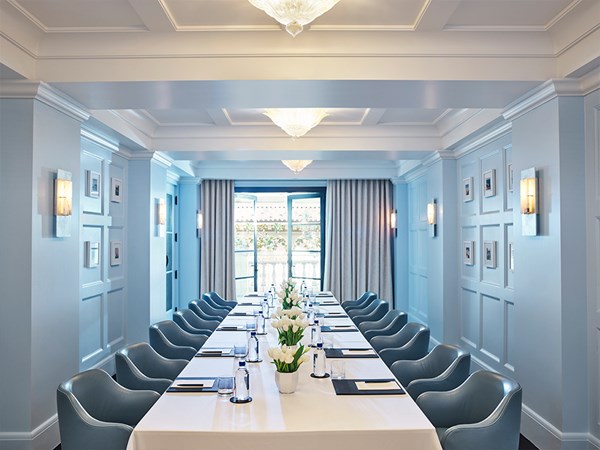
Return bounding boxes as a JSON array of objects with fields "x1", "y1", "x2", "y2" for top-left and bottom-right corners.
[
  {"x1": 55, "y1": 178, "x2": 72, "y2": 216},
  {"x1": 390, "y1": 211, "x2": 397, "y2": 229},
  {"x1": 520, "y1": 178, "x2": 536, "y2": 214},
  {"x1": 158, "y1": 199, "x2": 166, "y2": 225},
  {"x1": 197, "y1": 211, "x2": 203, "y2": 230},
  {"x1": 427, "y1": 202, "x2": 436, "y2": 225}
]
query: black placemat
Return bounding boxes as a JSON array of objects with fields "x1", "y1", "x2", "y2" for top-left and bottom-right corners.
[
  {"x1": 229, "y1": 312, "x2": 256, "y2": 317},
  {"x1": 167, "y1": 377, "x2": 231, "y2": 393},
  {"x1": 217, "y1": 326, "x2": 248, "y2": 331},
  {"x1": 325, "y1": 348, "x2": 379, "y2": 359},
  {"x1": 324, "y1": 313, "x2": 348, "y2": 318},
  {"x1": 332, "y1": 379, "x2": 405, "y2": 396},
  {"x1": 321, "y1": 325, "x2": 359, "y2": 333}
]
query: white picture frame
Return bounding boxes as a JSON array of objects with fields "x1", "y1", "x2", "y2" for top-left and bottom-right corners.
[
  {"x1": 463, "y1": 177, "x2": 474, "y2": 202},
  {"x1": 463, "y1": 240, "x2": 474, "y2": 266},
  {"x1": 86, "y1": 170, "x2": 101, "y2": 198},
  {"x1": 508, "y1": 242, "x2": 514, "y2": 272},
  {"x1": 110, "y1": 177, "x2": 122, "y2": 203},
  {"x1": 84, "y1": 241, "x2": 100, "y2": 268},
  {"x1": 483, "y1": 240, "x2": 497, "y2": 269},
  {"x1": 507, "y1": 164, "x2": 514, "y2": 193},
  {"x1": 483, "y1": 169, "x2": 496, "y2": 198},
  {"x1": 110, "y1": 241, "x2": 122, "y2": 266}
]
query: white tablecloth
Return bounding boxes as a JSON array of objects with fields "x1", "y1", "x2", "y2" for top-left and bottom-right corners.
[{"x1": 127, "y1": 297, "x2": 442, "y2": 450}]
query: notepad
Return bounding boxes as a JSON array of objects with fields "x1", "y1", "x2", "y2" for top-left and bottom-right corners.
[
  {"x1": 174, "y1": 379, "x2": 215, "y2": 389},
  {"x1": 198, "y1": 348, "x2": 232, "y2": 355},
  {"x1": 341, "y1": 349, "x2": 376, "y2": 356},
  {"x1": 218, "y1": 326, "x2": 244, "y2": 331},
  {"x1": 355, "y1": 381, "x2": 399, "y2": 391}
]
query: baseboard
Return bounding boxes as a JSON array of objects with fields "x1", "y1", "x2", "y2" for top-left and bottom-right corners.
[{"x1": 0, "y1": 414, "x2": 59, "y2": 450}]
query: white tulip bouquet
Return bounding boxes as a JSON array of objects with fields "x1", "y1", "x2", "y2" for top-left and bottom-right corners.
[
  {"x1": 278, "y1": 279, "x2": 302, "y2": 309},
  {"x1": 271, "y1": 306, "x2": 309, "y2": 346},
  {"x1": 268, "y1": 344, "x2": 309, "y2": 373}
]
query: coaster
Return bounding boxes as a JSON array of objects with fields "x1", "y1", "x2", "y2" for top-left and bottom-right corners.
[
  {"x1": 230, "y1": 396, "x2": 253, "y2": 404},
  {"x1": 310, "y1": 372, "x2": 330, "y2": 379},
  {"x1": 246, "y1": 359, "x2": 263, "y2": 363}
]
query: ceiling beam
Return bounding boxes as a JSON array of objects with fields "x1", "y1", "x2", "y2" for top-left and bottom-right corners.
[
  {"x1": 414, "y1": 0, "x2": 461, "y2": 32},
  {"x1": 126, "y1": 0, "x2": 176, "y2": 32}
]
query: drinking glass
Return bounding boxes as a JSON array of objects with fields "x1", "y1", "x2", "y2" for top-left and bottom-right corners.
[
  {"x1": 330, "y1": 360, "x2": 346, "y2": 380},
  {"x1": 217, "y1": 377, "x2": 233, "y2": 396},
  {"x1": 234, "y1": 343, "x2": 247, "y2": 359}
]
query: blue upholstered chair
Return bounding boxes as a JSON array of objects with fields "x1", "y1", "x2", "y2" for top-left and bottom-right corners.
[
  {"x1": 371, "y1": 322, "x2": 430, "y2": 367},
  {"x1": 208, "y1": 291, "x2": 237, "y2": 309},
  {"x1": 390, "y1": 344, "x2": 471, "y2": 399},
  {"x1": 195, "y1": 296, "x2": 230, "y2": 318},
  {"x1": 341, "y1": 291, "x2": 377, "y2": 312},
  {"x1": 57, "y1": 369, "x2": 159, "y2": 450},
  {"x1": 347, "y1": 296, "x2": 380, "y2": 319},
  {"x1": 201, "y1": 292, "x2": 234, "y2": 312},
  {"x1": 416, "y1": 370, "x2": 522, "y2": 450},
  {"x1": 360, "y1": 310, "x2": 407, "y2": 337},
  {"x1": 115, "y1": 342, "x2": 188, "y2": 394},
  {"x1": 189, "y1": 300, "x2": 225, "y2": 322},
  {"x1": 173, "y1": 310, "x2": 214, "y2": 336},
  {"x1": 180, "y1": 308, "x2": 220, "y2": 331},
  {"x1": 149, "y1": 321, "x2": 204, "y2": 360},
  {"x1": 350, "y1": 299, "x2": 390, "y2": 327}
]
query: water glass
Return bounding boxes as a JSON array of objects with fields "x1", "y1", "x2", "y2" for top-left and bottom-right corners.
[
  {"x1": 217, "y1": 377, "x2": 233, "y2": 396},
  {"x1": 330, "y1": 360, "x2": 346, "y2": 380},
  {"x1": 234, "y1": 343, "x2": 247, "y2": 359},
  {"x1": 322, "y1": 336, "x2": 334, "y2": 349}
]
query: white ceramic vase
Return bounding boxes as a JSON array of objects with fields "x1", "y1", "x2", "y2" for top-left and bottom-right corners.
[{"x1": 275, "y1": 371, "x2": 299, "y2": 394}]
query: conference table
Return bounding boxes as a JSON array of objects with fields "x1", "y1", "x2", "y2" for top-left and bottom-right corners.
[{"x1": 126, "y1": 293, "x2": 442, "y2": 450}]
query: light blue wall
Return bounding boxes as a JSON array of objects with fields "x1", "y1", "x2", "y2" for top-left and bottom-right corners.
[
  {"x1": 178, "y1": 178, "x2": 200, "y2": 308},
  {"x1": 0, "y1": 99, "x2": 81, "y2": 449}
]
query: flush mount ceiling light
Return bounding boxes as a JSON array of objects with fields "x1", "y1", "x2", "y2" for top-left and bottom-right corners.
[
  {"x1": 264, "y1": 108, "x2": 328, "y2": 138},
  {"x1": 281, "y1": 160, "x2": 313, "y2": 173},
  {"x1": 248, "y1": 0, "x2": 341, "y2": 37}
]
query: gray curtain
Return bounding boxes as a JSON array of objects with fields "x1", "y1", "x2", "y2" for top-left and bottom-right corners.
[
  {"x1": 200, "y1": 180, "x2": 236, "y2": 300},
  {"x1": 324, "y1": 179, "x2": 394, "y2": 303}
]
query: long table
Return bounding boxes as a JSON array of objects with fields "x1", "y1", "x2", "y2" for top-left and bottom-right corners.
[{"x1": 127, "y1": 295, "x2": 442, "y2": 450}]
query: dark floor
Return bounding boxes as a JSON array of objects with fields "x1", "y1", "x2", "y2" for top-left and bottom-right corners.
[{"x1": 54, "y1": 435, "x2": 539, "y2": 450}]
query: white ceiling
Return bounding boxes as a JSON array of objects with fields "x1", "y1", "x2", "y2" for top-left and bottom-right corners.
[{"x1": 1, "y1": 0, "x2": 598, "y2": 177}]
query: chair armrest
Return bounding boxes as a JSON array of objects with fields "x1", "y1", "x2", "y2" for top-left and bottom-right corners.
[
  {"x1": 406, "y1": 355, "x2": 470, "y2": 399},
  {"x1": 379, "y1": 330, "x2": 429, "y2": 366},
  {"x1": 416, "y1": 389, "x2": 472, "y2": 428}
]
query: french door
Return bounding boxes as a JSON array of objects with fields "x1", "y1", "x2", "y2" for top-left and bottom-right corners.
[
  {"x1": 234, "y1": 194, "x2": 258, "y2": 294},
  {"x1": 288, "y1": 194, "x2": 323, "y2": 288}
]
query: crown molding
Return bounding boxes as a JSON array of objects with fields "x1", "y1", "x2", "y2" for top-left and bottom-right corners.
[
  {"x1": 390, "y1": 176, "x2": 406, "y2": 185},
  {"x1": 80, "y1": 127, "x2": 120, "y2": 153},
  {"x1": 502, "y1": 79, "x2": 582, "y2": 121},
  {"x1": 580, "y1": 66, "x2": 600, "y2": 95},
  {"x1": 453, "y1": 121, "x2": 513, "y2": 159},
  {"x1": 422, "y1": 150, "x2": 455, "y2": 167},
  {"x1": 166, "y1": 170, "x2": 180, "y2": 184},
  {"x1": 0, "y1": 81, "x2": 90, "y2": 122},
  {"x1": 152, "y1": 151, "x2": 173, "y2": 168},
  {"x1": 178, "y1": 177, "x2": 201, "y2": 185}
]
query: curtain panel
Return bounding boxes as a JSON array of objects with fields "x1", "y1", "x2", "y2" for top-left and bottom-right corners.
[
  {"x1": 200, "y1": 180, "x2": 236, "y2": 300},
  {"x1": 324, "y1": 179, "x2": 394, "y2": 303}
]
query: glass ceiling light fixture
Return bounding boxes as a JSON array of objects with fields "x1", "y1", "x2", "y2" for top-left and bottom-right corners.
[
  {"x1": 264, "y1": 108, "x2": 328, "y2": 138},
  {"x1": 248, "y1": 0, "x2": 341, "y2": 37},
  {"x1": 281, "y1": 160, "x2": 313, "y2": 173}
]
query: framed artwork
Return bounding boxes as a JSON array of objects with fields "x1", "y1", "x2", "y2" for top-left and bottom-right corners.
[
  {"x1": 110, "y1": 241, "x2": 122, "y2": 266},
  {"x1": 84, "y1": 241, "x2": 100, "y2": 268},
  {"x1": 463, "y1": 241, "x2": 474, "y2": 266},
  {"x1": 483, "y1": 169, "x2": 496, "y2": 198},
  {"x1": 111, "y1": 177, "x2": 123, "y2": 203},
  {"x1": 86, "y1": 170, "x2": 101, "y2": 198},
  {"x1": 507, "y1": 164, "x2": 514, "y2": 193},
  {"x1": 508, "y1": 242, "x2": 514, "y2": 272},
  {"x1": 483, "y1": 240, "x2": 497, "y2": 269},
  {"x1": 463, "y1": 177, "x2": 474, "y2": 202}
]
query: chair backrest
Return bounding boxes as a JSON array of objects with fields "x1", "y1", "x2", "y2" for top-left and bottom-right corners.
[
  {"x1": 118, "y1": 342, "x2": 186, "y2": 380},
  {"x1": 348, "y1": 296, "x2": 380, "y2": 317},
  {"x1": 189, "y1": 300, "x2": 225, "y2": 321},
  {"x1": 208, "y1": 291, "x2": 237, "y2": 308},
  {"x1": 358, "y1": 309, "x2": 400, "y2": 333},
  {"x1": 181, "y1": 308, "x2": 220, "y2": 331},
  {"x1": 173, "y1": 311, "x2": 212, "y2": 336},
  {"x1": 153, "y1": 320, "x2": 207, "y2": 350},
  {"x1": 149, "y1": 325, "x2": 196, "y2": 360},
  {"x1": 363, "y1": 312, "x2": 408, "y2": 341},
  {"x1": 201, "y1": 292, "x2": 232, "y2": 311},
  {"x1": 371, "y1": 322, "x2": 427, "y2": 352},
  {"x1": 352, "y1": 300, "x2": 390, "y2": 326},
  {"x1": 344, "y1": 292, "x2": 377, "y2": 311},
  {"x1": 391, "y1": 344, "x2": 469, "y2": 386}
]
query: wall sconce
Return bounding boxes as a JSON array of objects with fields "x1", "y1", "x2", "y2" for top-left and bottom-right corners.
[
  {"x1": 55, "y1": 169, "x2": 72, "y2": 237},
  {"x1": 520, "y1": 167, "x2": 538, "y2": 236},
  {"x1": 157, "y1": 198, "x2": 166, "y2": 237},
  {"x1": 390, "y1": 210, "x2": 397, "y2": 237},
  {"x1": 196, "y1": 210, "x2": 203, "y2": 230},
  {"x1": 427, "y1": 199, "x2": 437, "y2": 238}
]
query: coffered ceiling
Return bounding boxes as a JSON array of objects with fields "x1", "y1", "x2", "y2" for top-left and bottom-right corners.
[{"x1": 1, "y1": 0, "x2": 598, "y2": 177}]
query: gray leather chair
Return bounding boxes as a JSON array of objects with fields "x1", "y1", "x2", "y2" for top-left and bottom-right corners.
[
  {"x1": 208, "y1": 291, "x2": 237, "y2": 309},
  {"x1": 390, "y1": 344, "x2": 471, "y2": 399},
  {"x1": 347, "y1": 296, "x2": 380, "y2": 319},
  {"x1": 173, "y1": 310, "x2": 214, "y2": 336},
  {"x1": 416, "y1": 370, "x2": 522, "y2": 450},
  {"x1": 149, "y1": 321, "x2": 205, "y2": 360},
  {"x1": 341, "y1": 291, "x2": 377, "y2": 312},
  {"x1": 360, "y1": 310, "x2": 406, "y2": 336},
  {"x1": 57, "y1": 369, "x2": 159, "y2": 450},
  {"x1": 201, "y1": 292, "x2": 233, "y2": 311},
  {"x1": 115, "y1": 342, "x2": 188, "y2": 394},
  {"x1": 364, "y1": 312, "x2": 409, "y2": 342},
  {"x1": 195, "y1": 297, "x2": 229, "y2": 319},
  {"x1": 350, "y1": 299, "x2": 389, "y2": 327},
  {"x1": 189, "y1": 300, "x2": 225, "y2": 322},
  {"x1": 371, "y1": 322, "x2": 430, "y2": 367},
  {"x1": 180, "y1": 308, "x2": 220, "y2": 331}
]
